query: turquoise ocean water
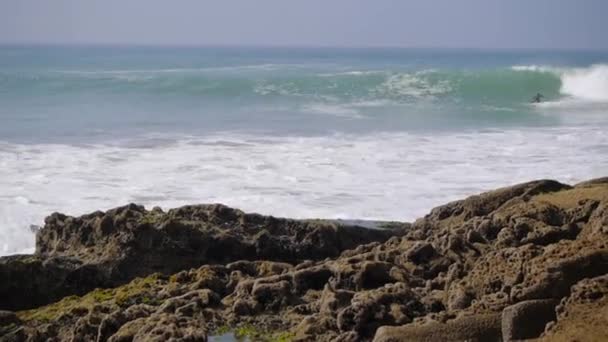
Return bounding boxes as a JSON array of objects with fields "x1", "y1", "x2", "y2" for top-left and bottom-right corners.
[{"x1": 1, "y1": 46, "x2": 608, "y2": 255}]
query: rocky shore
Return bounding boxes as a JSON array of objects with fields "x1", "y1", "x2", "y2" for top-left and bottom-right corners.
[{"x1": 1, "y1": 178, "x2": 607, "y2": 341}]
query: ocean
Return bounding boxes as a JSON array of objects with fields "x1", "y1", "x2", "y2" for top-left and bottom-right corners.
[{"x1": 1, "y1": 46, "x2": 608, "y2": 256}]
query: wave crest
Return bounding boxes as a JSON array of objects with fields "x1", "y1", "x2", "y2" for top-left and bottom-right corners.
[
  {"x1": 513, "y1": 64, "x2": 608, "y2": 102},
  {"x1": 561, "y1": 65, "x2": 608, "y2": 102}
]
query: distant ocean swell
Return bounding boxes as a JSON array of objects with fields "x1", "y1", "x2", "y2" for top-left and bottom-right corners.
[{"x1": 2, "y1": 64, "x2": 606, "y2": 105}]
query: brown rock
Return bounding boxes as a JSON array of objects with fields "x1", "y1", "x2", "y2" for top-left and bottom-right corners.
[
  {"x1": 542, "y1": 274, "x2": 608, "y2": 341},
  {"x1": 108, "y1": 313, "x2": 206, "y2": 342},
  {"x1": 501, "y1": 299, "x2": 557, "y2": 341},
  {"x1": 447, "y1": 286, "x2": 473, "y2": 311},
  {"x1": 1, "y1": 204, "x2": 401, "y2": 311},
  {"x1": 7, "y1": 178, "x2": 608, "y2": 342},
  {"x1": 372, "y1": 313, "x2": 502, "y2": 342},
  {"x1": 251, "y1": 280, "x2": 292, "y2": 308}
]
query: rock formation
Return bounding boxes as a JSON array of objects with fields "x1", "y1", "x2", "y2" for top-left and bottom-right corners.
[{"x1": 1, "y1": 178, "x2": 607, "y2": 341}]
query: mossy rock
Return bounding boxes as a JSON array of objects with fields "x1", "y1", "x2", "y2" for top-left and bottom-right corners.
[
  {"x1": 17, "y1": 274, "x2": 163, "y2": 323},
  {"x1": 212, "y1": 325, "x2": 294, "y2": 342}
]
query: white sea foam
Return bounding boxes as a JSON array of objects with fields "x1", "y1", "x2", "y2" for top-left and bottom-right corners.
[
  {"x1": 377, "y1": 73, "x2": 452, "y2": 98},
  {"x1": 349, "y1": 99, "x2": 395, "y2": 107},
  {"x1": 560, "y1": 65, "x2": 608, "y2": 102},
  {"x1": 511, "y1": 65, "x2": 561, "y2": 73},
  {"x1": 317, "y1": 70, "x2": 384, "y2": 77},
  {"x1": 302, "y1": 104, "x2": 364, "y2": 118},
  {"x1": 253, "y1": 83, "x2": 299, "y2": 96},
  {"x1": 479, "y1": 105, "x2": 517, "y2": 112},
  {"x1": 1, "y1": 126, "x2": 607, "y2": 256},
  {"x1": 513, "y1": 64, "x2": 608, "y2": 102}
]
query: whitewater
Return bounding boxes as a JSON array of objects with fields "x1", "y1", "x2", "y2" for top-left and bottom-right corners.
[{"x1": 1, "y1": 46, "x2": 607, "y2": 255}]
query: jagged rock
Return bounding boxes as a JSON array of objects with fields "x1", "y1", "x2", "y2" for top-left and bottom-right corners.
[
  {"x1": 336, "y1": 282, "x2": 423, "y2": 337},
  {"x1": 231, "y1": 299, "x2": 255, "y2": 316},
  {"x1": 406, "y1": 243, "x2": 436, "y2": 264},
  {"x1": 318, "y1": 286, "x2": 354, "y2": 314},
  {"x1": 251, "y1": 280, "x2": 291, "y2": 307},
  {"x1": 157, "y1": 289, "x2": 219, "y2": 314},
  {"x1": 3, "y1": 178, "x2": 608, "y2": 342},
  {"x1": 0, "y1": 255, "x2": 107, "y2": 311},
  {"x1": 354, "y1": 262, "x2": 394, "y2": 290},
  {"x1": 292, "y1": 314, "x2": 340, "y2": 341},
  {"x1": 541, "y1": 274, "x2": 608, "y2": 341},
  {"x1": 511, "y1": 249, "x2": 608, "y2": 302},
  {"x1": 417, "y1": 180, "x2": 571, "y2": 224},
  {"x1": 292, "y1": 266, "x2": 333, "y2": 293},
  {"x1": 107, "y1": 313, "x2": 206, "y2": 342},
  {"x1": 0, "y1": 204, "x2": 401, "y2": 311},
  {"x1": 97, "y1": 305, "x2": 155, "y2": 342}
]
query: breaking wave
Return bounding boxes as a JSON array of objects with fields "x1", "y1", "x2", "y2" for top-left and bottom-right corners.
[{"x1": 512, "y1": 64, "x2": 608, "y2": 102}]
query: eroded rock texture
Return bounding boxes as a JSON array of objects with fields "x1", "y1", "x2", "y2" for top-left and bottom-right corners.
[
  {"x1": 1, "y1": 178, "x2": 607, "y2": 341},
  {"x1": 1, "y1": 204, "x2": 401, "y2": 311}
]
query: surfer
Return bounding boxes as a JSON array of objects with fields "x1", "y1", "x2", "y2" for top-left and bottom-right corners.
[{"x1": 531, "y1": 93, "x2": 544, "y2": 103}]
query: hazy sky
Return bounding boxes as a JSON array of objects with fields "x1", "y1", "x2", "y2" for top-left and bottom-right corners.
[{"x1": 1, "y1": 0, "x2": 606, "y2": 49}]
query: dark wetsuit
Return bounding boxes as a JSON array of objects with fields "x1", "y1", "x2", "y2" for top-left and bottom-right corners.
[{"x1": 532, "y1": 93, "x2": 544, "y2": 103}]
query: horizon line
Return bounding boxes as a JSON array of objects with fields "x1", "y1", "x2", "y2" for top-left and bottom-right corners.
[{"x1": 1, "y1": 41, "x2": 607, "y2": 52}]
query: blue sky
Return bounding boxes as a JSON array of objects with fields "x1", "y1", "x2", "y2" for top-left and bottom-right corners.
[{"x1": 1, "y1": 0, "x2": 606, "y2": 49}]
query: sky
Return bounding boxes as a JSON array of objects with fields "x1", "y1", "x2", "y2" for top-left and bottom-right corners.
[{"x1": 0, "y1": 0, "x2": 607, "y2": 49}]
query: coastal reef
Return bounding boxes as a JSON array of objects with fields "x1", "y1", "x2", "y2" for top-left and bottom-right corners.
[{"x1": 1, "y1": 178, "x2": 607, "y2": 341}]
